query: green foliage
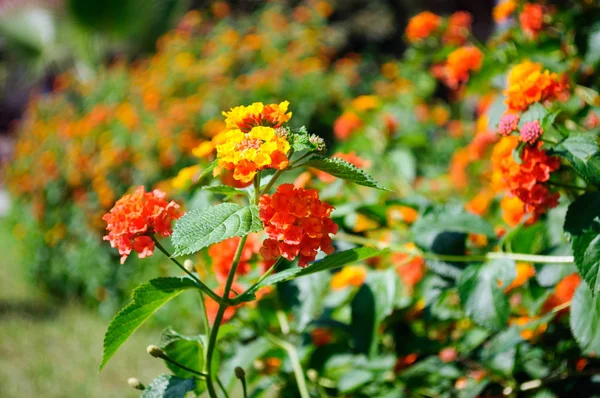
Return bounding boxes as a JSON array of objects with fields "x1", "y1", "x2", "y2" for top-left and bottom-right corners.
[
  {"x1": 171, "y1": 204, "x2": 262, "y2": 257},
  {"x1": 570, "y1": 282, "x2": 600, "y2": 355},
  {"x1": 458, "y1": 260, "x2": 516, "y2": 330},
  {"x1": 553, "y1": 133, "x2": 600, "y2": 186},
  {"x1": 100, "y1": 278, "x2": 197, "y2": 370},
  {"x1": 141, "y1": 374, "x2": 196, "y2": 398},
  {"x1": 303, "y1": 156, "x2": 391, "y2": 191}
]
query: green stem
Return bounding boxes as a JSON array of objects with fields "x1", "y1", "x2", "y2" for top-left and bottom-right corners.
[
  {"x1": 547, "y1": 181, "x2": 588, "y2": 191},
  {"x1": 198, "y1": 291, "x2": 210, "y2": 372},
  {"x1": 205, "y1": 234, "x2": 249, "y2": 398},
  {"x1": 231, "y1": 257, "x2": 285, "y2": 305},
  {"x1": 152, "y1": 237, "x2": 226, "y2": 305},
  {"x1": 265, "y1": 334, "x2": 310, "y2": 398},
  {"x1": 161, "y1": 354, "x2": 207, "y2": 378},
  {"x1": 254, "y1": 170, "x2": 261, "y2": 204},
  {"x1": 333, "y1": 232, "x2": 574, "y2": 264},
  {"x1": 217, "y1": 377, "x2": 230, "y2": 398}
]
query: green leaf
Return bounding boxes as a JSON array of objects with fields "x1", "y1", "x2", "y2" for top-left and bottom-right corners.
[
  {"x1": 412, "y1": 206, "x2": 495, "y2": 250},
  {"x1": 303, "y1": 156, "x2": 391, "y2": 191},
  {"x1": 552, "y1": 133, "x2": 600, "y2": 186},
  {"x1": 141, "y1": 374, "x2": 196, "y2": 398},
  {"x1": 338, "y1": 369, "x2": 374, "y2": 393},
  {"x1": 458, "y1": 259, "x2": 516, "y2": 330},
  {"x1": 100, "y1": 278, "x2": 197, "y2": 370},
  {"x1": 203, "y1": 185, "x2": 248, "y2": 198},
  {"x1": 572, "y1": 230, "x2": 600, "y2": 293},
  {"x1": 480, "y1": 327, "x2": 522, "y2": 376},
  {"x1": 569, "y1": 282, "x2": 600, "y2": 355},
  {"x1": 171, "y1": 204, "x2": 262, "y2": 257},
  {"x1": 220, "y1": 338, "x2": 272, "y2": 389},
  {"x1": 564, "y1": 193, "x2": 600, "y2": 236},
  {"x1": 584, "y1": 22, "x2": 600, "y2": 66},
  {"x1": 160, "y1": 329, "x2": 205, "y2": 380},
  {"x1": 258, "y1": 247, "x2": 385, "y2": 287},
  {"x1": 518, "y1": 103, "x2": 549, "y2": 128},
  {"x1": 196, "y1": 160, "x2": 217, "y2": 182}
]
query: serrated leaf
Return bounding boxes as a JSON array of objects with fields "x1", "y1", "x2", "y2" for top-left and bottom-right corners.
[
  {"x1": 570, "y1": 282, "x2": 600, "y2": 355},
  {"x1": 458, "y1": 259, "x2": 516, "y2": 330},
  {"x1": 141, "y1": 374, "x2": 196, "y2": 398},
  {"x1": 572, "y1": 230, "x2": 600, "y2": 293},
  {"x1": 412, "y1": 206, "x2": 495, "y2": 250},
  {"x1": 303, "y1": 156, "x2": 391, "y2": 191},
  {"x1": 172, "y1": 204, "x2": 262, "y2": 256},
  {"x1": 203, "y1": 185, "x2": 248, "y2": 197},
  {"x1": 552, "y1": 133, "x2": 600, "y2": 186},
  {"x1": 160, "y1": 329, "x2": 205, "y2": 380},
  {"x1": 258, "y1": 247, "x2": 385, "y2": 287},
  {"x1": 100, "y1": 278, "x2": 197, "y2": 370},
  {"x1": 564, "y1": 193, "x2": 600, "y2": 236}
]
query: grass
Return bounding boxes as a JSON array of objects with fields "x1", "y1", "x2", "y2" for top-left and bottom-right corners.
[{"x1": 0, "y1": 217, "x2": 165, "y2": 397}]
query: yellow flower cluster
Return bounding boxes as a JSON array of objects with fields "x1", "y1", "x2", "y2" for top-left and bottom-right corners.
[
  {"x1": 216, "y1": 125, "x2": 291, "y2": 183},
  {"x1": 222, "y1": 101, "x2": 292, "y2": 132}
]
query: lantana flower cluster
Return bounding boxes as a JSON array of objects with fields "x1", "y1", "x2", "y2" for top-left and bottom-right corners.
[
  {"x1": 259, "y1": 184, "x2": 338, "y2": 267},
  {"x1": 103, "y1": 186, "x2": 182, "y2": 263},
  {"x1": 503, "y1": 60, "x2": 565, "y2": 111}
]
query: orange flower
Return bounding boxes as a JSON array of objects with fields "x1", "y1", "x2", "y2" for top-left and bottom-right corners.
[
  {"x1": 222, "y1": 101, "x2": 292, "y2": 133},
  {"x1": 466, "y1": 191, "x2": 494, "y2": 216},
  {"x1": 331, "y1": 265, "x2": 367, "y2": 290},
  {"x1": 311, "y1": 328, "x2": 333, "y2": 347},
  {"x1": 509, "y1": 316, "x2": 548, "y2": 340},
  {"x1": 503, "y1": 60, "x2": 565, "y2": 111},
  {"x1": 333, "y1": 111, "x2": 362, "y2": 140},
  {"x1": 449, "y1": 147, "x2": 470, "y2": 189},
  {"x1": 103, "y1": 186, "x2": 182, "y2": 264},
  {"x1": 387, "y1": 205, "x2": 419, "y2": 226},
  {"x1": 351, "y1": 95, "x2": 380, "y2": 111},
  {"x1": 500, "y1": 195, "x2": 527, "y2": 227},
  {"x1": 520, "y1": 3, "x2": 545, "y2": 39},
  {"x1": 544, "y1": 273, "x2": 581, "y2": 313},
  {"x1": 314, "y1": 152, "x2": 371, "y2": 183},
  {"x1": 494, "y1": 0, "x2": 517, "y2": 23},
  {"x1": 437, "y1": 46, "x2": 484, "y2": 88},
  {"x1": 259, "y1": 184, "x2": 338, "y2": 267},
  {"x1": 393, "y1": 244, "x2": 425, "y2": 288},
  {"x1": 208, "y1": 234, "x2": 263, "y2": 281},
  {"x1": 443, "y1": 11, "x2": 472, "y2": 45},
  {"x1": 505, "y1": 262, "x2": 535, "y2": 292},
  {"x1": 406, "y1": 11, "x2": 441, "y2": 43}
]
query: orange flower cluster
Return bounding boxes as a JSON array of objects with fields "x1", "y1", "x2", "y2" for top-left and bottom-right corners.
[
  {"x1": 492, "y1": 136, "x2": 560, "y2": 219},
  {"x1": 103, "y1": 187, "x2": 182, "y2": 264},
  {"x1": 438, "y1": 46, "x2": 484, "y2": 88},
  {"x1": 222, "y1": 101, "x2": 292, "y2": 133},
  {"x1": 259, "y1": 184, "x2": 338, "y2": 267},
  {"x1": 503, "y1": 60, "x2": 565, "y2": 111},
  {"x1": 330, "y1": 265, "x2": 367, "y2": 290},
  {"x1": 505, "y1": 262, "x2": 536, "y2": 292},
  {"x1": 314, "y1": 152, "x2": 371, "y2": 183},
  {"x1": 544, "y1": 273, "x2": 581, "y2": 314},
  {"x1": 443, "y1": 11, "x2": 472, "y2": 46},
  {"x1": 333, "y1": 111, "x2": 362, "y2": 140},
  {"x1": 393, "y1": 244, "x2": 425, "y2": 289},
  {"x1": 405, "y1": 11, "x2": 441, "y2": 43},
  {"x1": 520, "y1": 3, "x2": 545, "y2": 39},
  {"x1": 208, "y1": 234, "x2": 263, "y2": 281}
]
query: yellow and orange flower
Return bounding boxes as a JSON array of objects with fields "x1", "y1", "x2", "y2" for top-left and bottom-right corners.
[
  {"x1": 503, "y1": 60, "x2": 565, "y2": 111},
  {"x1": 437, "y1": 46, "x2": 484, "y2": 88},
  {"x1": 493, "y1": 0, "x2": 517, "y2": 23},
  {"x1": 216, "y1": 126, "x2": 290, "y2": 183},
  {"x1": 505, "y1": 262, "x2": 536, "y2": 292},
  {"x1": 222, "y1": 101, "x2": 292, "y2": 133},
  {"x1": 331, "y1": 265, "x2": 367, "y2": 290}
]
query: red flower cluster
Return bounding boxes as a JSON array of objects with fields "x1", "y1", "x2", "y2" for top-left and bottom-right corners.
[
  {"x1": 520, "y1": 3, "x2": 544, "y2": 39},
  {"x1": 103, "y1": 186, "x2": 182, "y2": 264},
  {"x1": 259, "y1": 184, "x2": 338, "y2": 267},
  {"x1": 443, "y1": 11, "x2": 472, "y2": 46},
  {"x1": 208, "y1": 234, "x2": 263, "y2": 281},
  {"x1": 493, "y1": 138, "x2": 560, "y2": 218}
]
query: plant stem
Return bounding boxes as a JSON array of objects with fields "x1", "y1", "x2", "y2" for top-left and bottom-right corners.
[
  {"x1": 152, "y1": 237, "x2": 226, "y2": 304},
  {"x1": 205, "y1": 235, "x2": 249, "y2": 398},
  {"x1": 266, "y1": 334, "x2": 310, "y2": 398},
  {"x1": 254, "y1": 171, "x2": 261, "y2": 204},
  {"x1": 231, "y1": 256, "x2": 285, "y2": 305},
  {"x1": 547, "y1": 181, "x2": 588, "y2": 191},
  {"x1": 333, "y1": 232, "x2": 575, "y2": 264},
  {"x1": 198, "y1": 291, "x2": 210, "y2": 373},
  {"x1": 161, "y1": 354, "x2": 208, "y2": 378}
]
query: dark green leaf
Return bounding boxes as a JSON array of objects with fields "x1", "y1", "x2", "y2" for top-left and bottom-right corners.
[
  {"x1": 303, "y1": 156, "x2": 391, "y2": 191},
  {"x1": 569, "y1": 282, "x2": 600, "y2": 355},
  {"x1": 458, "y1": 259, "x2": 516, "y2": 330},
  {"x1": 172, "y1": 204, "x2": 262, "y2": 256},
  {"x1": 480, "y1": 327, "x2": 522, "y2": 376},
  {"x1": 160, "y1": 329, "x2": 204, "y2": 380},
  {"x1": 338, "y1": 369, "x2": 374, "y2": 393},
  {"x1": 572, "y1": 230, "x2": 600, "y2": 293},
  {"x1": 141, "y1": 374, "x2": 196, "y2": 398},
  {"x1": 100, "y1": 278, "x2": 197, "y2": 370},
  {"x1": 564, "y1": 193, "x2": 600, "y2": 236},
  {"x1": 552, "y1": 133, "x2": 600, "y2": 186}
]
